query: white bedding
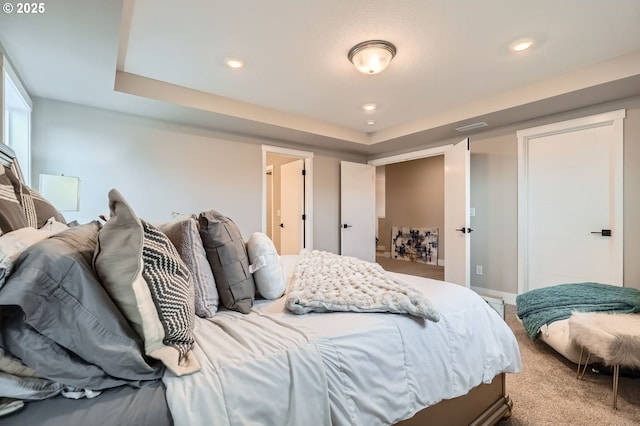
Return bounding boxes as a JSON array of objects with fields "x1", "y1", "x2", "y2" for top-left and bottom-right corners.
[{"x1": 164, "y1": 255, "x2": 522, "y2": 426}]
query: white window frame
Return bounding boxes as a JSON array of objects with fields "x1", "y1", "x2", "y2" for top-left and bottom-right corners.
[{"x1": 2, "y1": 56, "x2": 32, "y2": 185}]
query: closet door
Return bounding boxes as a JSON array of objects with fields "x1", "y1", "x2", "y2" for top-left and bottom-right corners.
[
  {"x1": 517, "y1": 110, "x2": 624, "y2": 293},
  {"x1": 340, "y1": 161, "x2": 376, "y2": 262}
]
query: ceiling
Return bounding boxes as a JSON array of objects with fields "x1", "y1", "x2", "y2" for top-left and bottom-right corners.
[{"x1": 1, "y1": 0, "x2": 640, "y2": 156}]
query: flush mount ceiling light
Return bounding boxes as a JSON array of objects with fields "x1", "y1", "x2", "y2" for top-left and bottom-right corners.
[
  {"x1": 225, "y1": 57, "x2": 245, "y2": 69},
  {"x1": 509, "y1": 38, "x2": 534, "y2": 53},
  {"x1": 363, "y1": 103, "x2": 377, "y2": 111},
  {"x1": 348, "y1": 40, "x2": 396, "y2": 74}
]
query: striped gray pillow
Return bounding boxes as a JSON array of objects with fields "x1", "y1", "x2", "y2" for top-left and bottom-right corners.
[
  {"x1": 157, "y1": 218, "x2": 219, "y2": 318},
  {"x1": 0, "y1": 167, "x2": 28, "y2": 235},
  {"x1": 94, "y1": 189, "x2": 200, "y2": 376}
]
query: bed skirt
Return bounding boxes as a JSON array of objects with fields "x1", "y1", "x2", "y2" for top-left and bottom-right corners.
[{"x1": 396, "y1": 373, "x2": 512, "y2": 426}]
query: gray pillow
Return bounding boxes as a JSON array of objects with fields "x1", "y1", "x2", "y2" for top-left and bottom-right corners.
[
  {"x1": 0, "y1": 221, "x2": 163, "y2": 390},
  {"x1": 93, "y1": 189, "x2": 200, "y2": 376},
  {"x1": 157, "y1": 218, "x2": 219, "y2": 318},
  {"x1": 198, "y1": 210, "x2": 255, "y2": 314}
]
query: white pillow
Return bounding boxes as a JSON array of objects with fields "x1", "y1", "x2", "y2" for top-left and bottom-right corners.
[
  {"x1": 0, "y1": 218, "x2": 70, "y2": 287},
  {"x1": 247, "y1": 232, "x2": 286, "y2": 299}
]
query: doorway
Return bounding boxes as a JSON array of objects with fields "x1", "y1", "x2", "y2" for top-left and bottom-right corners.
[
  {"x1": 262, "y1": 145, "x2": 314, "y2": 255},
  {"x1": 367, "y1": 139, "x2": 470, "y2": 286},
  {"x1": 517, "y1": 109, "x2": 625, "y2": 293}
]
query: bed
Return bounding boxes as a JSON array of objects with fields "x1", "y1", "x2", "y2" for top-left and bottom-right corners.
[{"x1": 0, "y1": 143, "x2": 521, "y2": 425}]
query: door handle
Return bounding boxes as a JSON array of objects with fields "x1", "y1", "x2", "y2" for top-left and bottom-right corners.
[
  {"x1": 342, "y1": 224, "x2": 353, "y2": 229},
  {"x1": 455, "y1": 227, "x2": 474, "y2": 234},
  {"x1": 280, "y1": 223, "x2": 284, "y2": 228},
  {"x1": 591, "y1": 229, "x2": 611, "y2": 236}
]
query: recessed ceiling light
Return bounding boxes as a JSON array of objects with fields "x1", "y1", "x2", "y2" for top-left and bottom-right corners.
[
  {"x1": 509, "y1": 38, "x2": 534, "y2": 53},
  {"x1": 363, "y1": 103, "x2": 377, "y2": 111},
  {"x1": 225, "y1": 57, "x2": 245, "y2": 69},
  {"x1": 366, "y1": 120, "x2": 376, "y2": 125}
]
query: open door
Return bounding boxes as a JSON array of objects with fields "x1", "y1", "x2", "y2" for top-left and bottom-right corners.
[
  {"x1": 444, "y1": 138, "x2": 470, "y2": 287},
  {"x1": 340, "y1": 161, "x2": 376, "y2": 262},
  {"x1": 280, "y1": 159, "x2": 304, "y2": 255}
]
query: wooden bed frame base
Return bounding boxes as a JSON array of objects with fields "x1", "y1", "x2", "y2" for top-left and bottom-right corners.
[{"x1": 395, "y1": 373, "x2": 512, "y2": 426}]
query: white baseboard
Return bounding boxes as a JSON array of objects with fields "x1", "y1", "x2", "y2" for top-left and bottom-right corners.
[
  {"x1": 437, "y1": 258, "x2": 445, "y2": 267},
  {"x1": 471, "y1": 286, "x2": 517, "y2": 305}
]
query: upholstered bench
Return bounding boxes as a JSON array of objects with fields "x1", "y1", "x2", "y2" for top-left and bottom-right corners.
[{"x1": 568, "y1": 312, "x2": 640, "y2": 409}]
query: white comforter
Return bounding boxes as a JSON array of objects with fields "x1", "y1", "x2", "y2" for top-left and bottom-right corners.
[{"x1": 164, "y1": 256, "x2": 522, "y2": 426}]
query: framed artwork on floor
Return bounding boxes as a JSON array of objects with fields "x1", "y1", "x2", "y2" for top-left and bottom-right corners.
[{"x1": 391, "y1": 227, "x2": 438, "y2": 265}]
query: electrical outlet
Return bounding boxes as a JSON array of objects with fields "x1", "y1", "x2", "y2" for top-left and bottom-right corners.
[{"x1": 475, "y1": 265, "x2": 483, "y2": 275}]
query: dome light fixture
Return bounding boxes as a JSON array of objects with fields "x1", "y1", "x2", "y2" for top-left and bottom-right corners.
[{"x1": 348, "y1": 40, "x2": 396, "y2": 75}]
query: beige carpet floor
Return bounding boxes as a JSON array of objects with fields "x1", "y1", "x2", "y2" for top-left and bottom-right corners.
[
  {"x1": 501, "y1": 304, "x2": 640, "y2": 425},
  {"x1": 375, "y1": 258, "x2": 640, "y2": 425}
]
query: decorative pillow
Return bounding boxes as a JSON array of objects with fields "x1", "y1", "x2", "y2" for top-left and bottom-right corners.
[
  {"x1": 94, "y1": 189, "x2": 200, "y2": 376},
  {"x1": 198, "y1": 210, "x2": 255, "y2": 314},
  {"x1": 157, "y1": 218, "x2": 219, "y2": 318},
  {"x1": 247, "y1": 232, "x2": 286, "y2": 299},
  {"x1": 14, "y1": 182, "x2": 66, "y2": 229},
  {"x1": 0, "y1": 167, "x2": 28, "y2": 235},
  {"x1": 0, "y1": 222, "x2": 163, "y2": 390}
]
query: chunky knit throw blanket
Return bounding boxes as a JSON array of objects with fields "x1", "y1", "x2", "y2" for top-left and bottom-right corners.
[
  {"x1": 285, "y1": 250, "x2": 440, "y2": 322},
  {"x1": 516, "y1": 282, "x2": 640, "y2": 340}
]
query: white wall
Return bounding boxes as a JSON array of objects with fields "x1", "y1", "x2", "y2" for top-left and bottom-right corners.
[
  {"x1": 469, "y1": 96, "x2": 640, "y2": 295},
  {"x1": 34, "y1": 96, "x2": 640, "y2": 295},
  {"x1": 31, "y1": 98, "x2": 363, "y2": 252}
]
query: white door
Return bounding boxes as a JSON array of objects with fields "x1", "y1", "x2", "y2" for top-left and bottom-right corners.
[
  {"x1": 280, "y1": 159, "x2": 304, "y2": 255},
  {"x1": 444, "y1": 138, "x2": 470, "y2": 287},
  {"x1": 341, "y1": 161, "x2": 376, "y2": 262},
  {"x1": 518, "y1": 110, "x2": 624, "y2": 293}
]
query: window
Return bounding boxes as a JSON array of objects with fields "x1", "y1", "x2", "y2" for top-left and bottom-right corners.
[{"x1": 2, "y1": 57, "x2": 32, "y2": 185}]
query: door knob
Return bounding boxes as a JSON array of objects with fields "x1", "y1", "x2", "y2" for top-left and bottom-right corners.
[
  {"x1": 280, "y1": 223, "x2": 284, "y2": 228},
  {"x1": 342, "y1": 224, "x2": 353, "y2": 229}
]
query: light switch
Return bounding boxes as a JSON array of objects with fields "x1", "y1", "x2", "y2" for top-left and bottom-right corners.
[{"x1": 469, "y1": 207, "x2": 476, "y2": 217}]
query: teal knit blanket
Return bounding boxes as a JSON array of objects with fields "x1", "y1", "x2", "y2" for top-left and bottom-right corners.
[{"x1": 516, "y1": 283, "x2": 640, "y2": 339}]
